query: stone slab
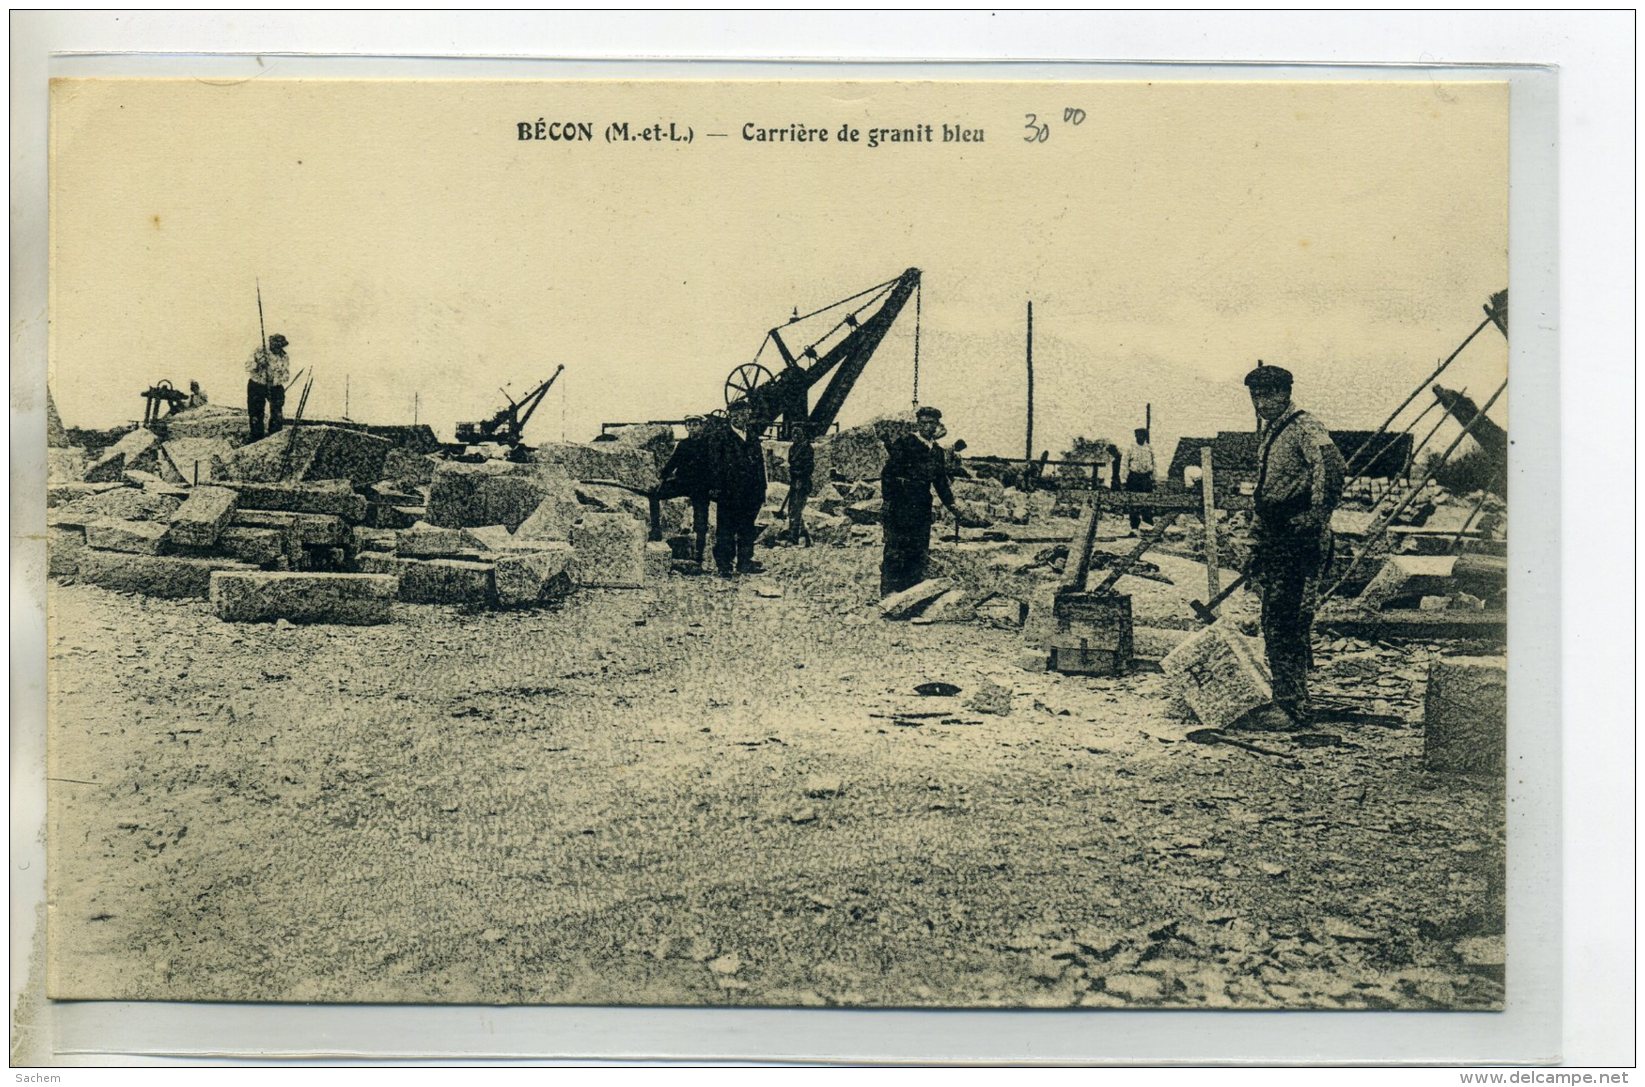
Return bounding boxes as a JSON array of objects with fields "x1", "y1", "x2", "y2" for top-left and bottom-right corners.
[
  {"x1": 358, "y1": 554, "x2": 496, "y2": 606},
  {"x1": 351, "y1": 526, "x2": 399, "y2": 553},
  {"x1": 211, "y1": 526, "x2": 290, "y2": 566},
  {"x1": 85, "y1": 517, "x2": 170, "y2": 555},
  {"x1": 427, "y1": 461, "x2": 566, "y2": 531},
  {"x1": 165, "y1": 485, "x2": 239, "y2": 548},
  {"x1": 459, "y1": 525, "x2": 515, "y2": 552},
  {"x1": 879, "y1": 578, "x2": 956, "y2": 619},
  {"x1": 232, "y1": 509, "x2": 344, "y2": 548},
  {"x1": 77, "y1": 550, "x2": 254, "y2": 599},
  {"x1": 1358, "y1": 554, "x2": 1460, "y2": 609},
  {"x1": 221, "y1": 479, "x2": 368, "y2": 521},
  {"x1": 570, "y1": 512, "x2": 645, "y2": 588},
  {"x1": 210, "y1": 571, "x2": 397, "y2": 625},
  {"x1": 381, "y1": 447, "x2": 439, "y2": 486},
  {"x1": 159, "y1": 406, "x2": 251, "y2": 446},
  {"x1": 48, "y1": 526, "x2": 86, "y2": 578},
  {"x1": 493, "y1": 546, "x2": 576, "y2": 608},
  {"x1": 49, "y1": 487, "x2": 181, "y2": 528},
  {"x1": 1423, "y1": 656, "x2": 1507, "y2": 775},
  {"x1": 573, "y1": 482, "x2": 651, "y2": 523},
  {"x1": 1161, "y1": 620, "x2": 1273, "y2": 730},
  {"x1": 910, "y1": 589, "x2": 975, "y2": 625},
  {"x1": 46, "y1": 481, "x2": 125, "y2": 508}
]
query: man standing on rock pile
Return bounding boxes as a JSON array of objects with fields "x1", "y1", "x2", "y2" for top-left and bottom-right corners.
[
  {"x1": 245, "y1": 332, "x2": 291, "y2": 441},
  {"x1": 708, "y1": 399, "x2": 767, "y2": 578},
  {"x1": 879, "y1": 406, "x2": 984, "y2": 597},
  {"x1": 785, "y1": 422, "x2": 815, "y2": 547},
  {"x1": 1243, "y1": 363, "x2": 1346, "y2": 729}
]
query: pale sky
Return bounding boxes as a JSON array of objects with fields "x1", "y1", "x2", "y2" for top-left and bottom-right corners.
[{"x1": 49, "y1": 79, "x2": 1508, "y2": 460}]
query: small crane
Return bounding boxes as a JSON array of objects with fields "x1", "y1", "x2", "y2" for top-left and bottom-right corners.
[{"x1": 455, "y1": 365, "x2": 565, "y2": 447}]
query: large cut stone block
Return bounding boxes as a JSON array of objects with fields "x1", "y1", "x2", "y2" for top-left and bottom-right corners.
[
  {"x1": 427, "y1": 460, "x2": 566, "y2": 531},
  {"x1": 1424, "y1": 656, "x2": 1507, "y2": 775},
  {"x1": 573, "y1": 482, "x2": 651, "y2": 523},
  {"x1": 85, "y1": 517, "x2": 170, "y2": 555},
  {"x1": 514, "y1": 480, "x2": 586, "y2": 542},
  {"x1": 232, "y1": 508, "x2": 344, "y2": 548},
  {"x1": 381, "y1": 447, "x2": 439, "y2": 487},
  {"x1": 351, "y1": 526, "x2": 398, "y2": 554},
  {"x1": 493, "y1": 546, "x2": 576, "y2": 608},
  {"x1": 210, "y1": 571, "x2": 397, "y2": 625},
  {"x1": 1162, "y1": 621, "x2": 1273, "y2": 730},
  {"x1": 604, "y1": 423, "x2": 677, "y2": 476},
  {"x1": 48, "y1": 526, "x2": 86, "y2": 577},
  {"x1": 358, "y1": 554, "x2": 496, "y2": 605},
  {"x1": 47, "y1": 481, "x2": 125, "y2": 508},
  {"x1": 644, "y1": 541, "x2": 673, "y2": 581},
  {"x1": 211, "y1": 526, "x2": 290, "y2": 566},
  {"x1": 46, "y1": 447, "x2": 87, "y2": 484},
  {"x1": 215, "y1": 425, "x2": 391, "y2": 488},
  {"x1": 570, "y1": 512, "x2": 645, "y2": 588},
  {"x1": 397, "y1": 521, "x2": 467, "y2": 558},
  {"x1": 817, "y1": 425, "x2": 890, "y2": 481},
  {"x1": 880, "y1": 578, "x2": 956, "y2": 619},
  {"x1": 49, "y1": 487, "x2": 180, "y2": 528},
  {"x1": 165, "y1": 485, "x2": 239, "y2": 548},
  {"x1": 530, "y1": 441, "x2": 660, "y2": 491},
  {"x1": 159, "y1": 438, "x2": 235, "y2": 485},
  {"x1": 459, "y1": 525, "x2": 515, "y2": 552},
  {"x1": 159, "y1": 406, "x2": 251, "y2": 446},
  {"x1": 83, "y1": 428, "x2": 161, "y2": 482},
  {"x1": 77, "y1": 550, "x2": 253, "y2": 599},
  {"x1": 221, "y1": 479, "x2": 367, "y2": 521}
]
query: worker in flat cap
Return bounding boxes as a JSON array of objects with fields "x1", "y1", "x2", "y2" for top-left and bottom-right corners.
[
  {"x1": 1242, "y1": 362, "x2": 1346, "y2": 729},
  {"x1": 879, "y1": 406, "x2": 985, "y2": 597},
  {"x1": 245, "y1": 332, "x2": 291, "y2": 441}
]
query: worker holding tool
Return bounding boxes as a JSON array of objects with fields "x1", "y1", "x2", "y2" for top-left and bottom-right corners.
[
  {"x1": 1242, "y1": 363, "x2": 1346, "y2": 729},
  {"x1": 245, "y1": 332, "x2": 291, "y2": 441},
  {"x1": 879, "y1": 406, "x2": 984, "y2": 597},
  {"x1": 708, "y1": 399, "x2": 767, "y2": 578},
  {"x1": 659, "y1": 415, "x2": 715, "y2": 565},
  {"x1": 785, "y1": 422, "x2": 815, "y2": 547}
]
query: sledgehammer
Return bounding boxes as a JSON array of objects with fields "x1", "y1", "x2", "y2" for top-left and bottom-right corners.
[{"x1": 1189, "y1": 572, "x2": 1250, "y2": 625}]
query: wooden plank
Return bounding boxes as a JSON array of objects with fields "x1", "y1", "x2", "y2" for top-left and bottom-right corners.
[
  {"x1": 1314, "y1": 608, "x2": 1506, "y2": 641},
  {"x1": 1095, "y1": 491, "x2": 1253, "y2": 514},
  {"x1": 1062, "y1": 498, "x2": 1102, "y2": 591}
]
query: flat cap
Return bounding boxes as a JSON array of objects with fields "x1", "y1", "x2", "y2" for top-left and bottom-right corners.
[
  {"x1": 1243, "y1": 363, "x2": 1292, "y2": 391},
  {"x1": 915, "y1": 405, "x2": 943, "y2": 421}
]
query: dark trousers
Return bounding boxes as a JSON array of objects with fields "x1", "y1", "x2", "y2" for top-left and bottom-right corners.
[
  {"x1": 1253, "y1": 526, "x2": 1330, "y2": 718},
  {"x1": 689, "y1": 495, "x2": 711, "y2": 562},
  {"x1": 1125, "y1": 471, "x2": 1155, "y2": 530},
  {"x1": 712, "y1": 500, "x2": 759, "y2": 573},
  {"x1": 880, "y1": 511, "x2": 932, "y2": 597},
  {"x1": 247, "y1": 380, "x2": 286, "y2": 441},
  {"x1": 787, "y1": 482, "x2": 812, "y2": 544}
]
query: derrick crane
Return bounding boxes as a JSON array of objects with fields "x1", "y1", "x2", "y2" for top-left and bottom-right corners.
[
  {"x1": 722, "y1": 268, "x2": 921, "y2": 436},
  {"x1": 455, "y1": 365, "x2": 565, "y2": 446}
]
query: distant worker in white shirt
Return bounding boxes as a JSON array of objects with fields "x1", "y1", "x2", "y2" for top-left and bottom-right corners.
[
  {"x1": 1122, "y1": 427, "x2": 1156, "y2": 534},
  {"x1": 245, "y1": 333, "x2": 291, "y2": 441}
]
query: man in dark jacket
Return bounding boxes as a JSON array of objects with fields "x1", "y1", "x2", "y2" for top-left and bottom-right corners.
[
  {"x1": 709, "y1": 399, "x2": 767, "y2": 577},
  {"x1": 879, "y1": 406, "x2": 977, "y2": 597},
  {"x1": 1243, "y1": 363, "x2": 1346, "y2": 729},
  {"x1": 659, "y1": 414, "x2": 714, "y2": 563}
]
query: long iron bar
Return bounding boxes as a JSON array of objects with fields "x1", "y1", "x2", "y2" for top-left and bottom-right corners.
[
  {"x1": 1446, "y1": 469, "x2": 1503, "y2": 555},
  {"x1": 1342, "y1": 314, "x2": 1492, "y2": 475},
  {"x1": 1326, "y1": 378, "x2": 1507, "y2": 600},
  {"x1": 1366, "y1": 387, "x2": 1466, "y2": 518}
]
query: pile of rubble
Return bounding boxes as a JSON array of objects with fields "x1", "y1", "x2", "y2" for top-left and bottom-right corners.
[{"x1": 48, "y1": 419, "x2": 672, "y2": 625}]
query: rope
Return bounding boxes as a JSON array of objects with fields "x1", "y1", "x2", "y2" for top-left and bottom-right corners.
[
  {"x1": 788, "y1": 274, "x2": 901, "y2": 325},
  {"x1": 1366, "y1": 386, "x2": 1465, "y2": 518}
]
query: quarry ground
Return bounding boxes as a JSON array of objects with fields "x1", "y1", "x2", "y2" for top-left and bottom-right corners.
[{"x1": 46, "y1": 533, "x2": 1505, "y2": 1011}]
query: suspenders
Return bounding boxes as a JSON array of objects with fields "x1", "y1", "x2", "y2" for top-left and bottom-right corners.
[{"x1": 1255, "y1": 409, "x2": 1305, "y2": 500}]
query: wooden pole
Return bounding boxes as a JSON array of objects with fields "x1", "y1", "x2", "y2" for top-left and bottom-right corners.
[
  {"x1": 1146, "y1": 402, "x2": 1152, "y2": 432},
  {"x1": 1025, "y1": 300, "x2": 1034, "y2": 464},
  {"x1": 1200, "y1": 446, "x2": 1219, "y2": 602}
]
